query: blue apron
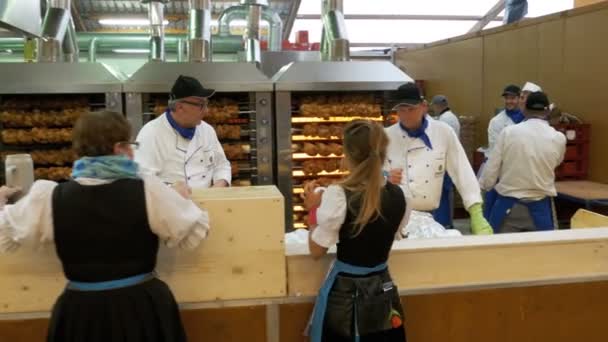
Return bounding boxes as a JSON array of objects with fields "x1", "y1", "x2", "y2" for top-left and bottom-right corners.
[
  {"x1": 67, "y1": 272, "x2": 155, "y2": 291},
  {"x1": 309, "y1": 260, "x2": 388, "y2": 342},
  {"x1": 484, "y1": 188, "x2": 499, "y2": 230},
  {"x1": 488, "y1": 194, "x2": 554, "y2": 232},
  {"x1": 433, "y1": 174, "x2": 453, "y2": 228}
]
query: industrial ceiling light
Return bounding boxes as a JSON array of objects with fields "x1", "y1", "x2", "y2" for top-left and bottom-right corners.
[{"x1": 99, "y1": 18, "x2": 169, "y2": 26}]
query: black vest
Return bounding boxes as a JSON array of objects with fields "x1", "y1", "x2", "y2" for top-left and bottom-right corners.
[
  {"x1": 52, "y1": 179, "x2": 158, "y2": 282},
  {"x1": 337, "y1": 183, "x2": 406, "y2": 267}
]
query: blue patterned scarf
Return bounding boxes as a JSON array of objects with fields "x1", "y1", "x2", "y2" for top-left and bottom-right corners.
[
  {"x1": 505, "y1": 108, "x2": 525, "y2": 124},
  {"x1": 166, "y1": 109, "x2": 196, "y2": 140},
  {"x1": 399, "y1": 116, "x2": 433, "y2": 150},
  {"x1": 72, "y1": 155, "x2": 139, "y2": 180}
]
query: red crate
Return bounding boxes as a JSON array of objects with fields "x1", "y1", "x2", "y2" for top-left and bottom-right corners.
[
  {"x1": 552, "y1": 124, "x2": 590, "y2": 143},
  {"x1": 551, "y1": 124, "x2": 590, "y2": 180}
]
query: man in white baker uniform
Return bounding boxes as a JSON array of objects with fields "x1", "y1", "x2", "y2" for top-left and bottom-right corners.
[
  {"x1": 135, "y1": 75, "x2": 231, "y2": 188},
  {"x1": 480, "y1": 91, "x2": 565, "y2": 233},
  {"x1": 385, "y1": 83, "x2": 493, "y2": 235},
  {"x1": 483, "y1": 82, "x2": 541, "y2": 221}
]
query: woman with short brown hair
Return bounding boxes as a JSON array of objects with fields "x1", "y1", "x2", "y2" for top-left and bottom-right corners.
[{"x1": 0, "y1": 111, "x2": 208, "y2": 342}]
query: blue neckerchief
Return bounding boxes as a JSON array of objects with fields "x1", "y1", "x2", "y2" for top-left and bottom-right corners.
[
  {"x1": 166, "y1": 109, "x2": 196, "y2": 140},
  {"x1": 72, "y1": 155, "x2": 139, "y2": 180},
  {"x1": 399, "y1": 116, "x2": 433, "y2": 150},
  {"x1": 505, "y1": 108, "x2": 525, "y2": 124}
]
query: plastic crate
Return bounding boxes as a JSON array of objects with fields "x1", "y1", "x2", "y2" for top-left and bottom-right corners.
[{"x1": 552, "y1": 124, "x2": 590, "y2": 181}]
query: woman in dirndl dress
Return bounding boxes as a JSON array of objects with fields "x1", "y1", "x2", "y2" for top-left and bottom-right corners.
[
  {"x1": 0, "y1": 111, "x2": 209, "y2": 342},
  {"x1": 303, "y1": 119, "x2": 411, "y2": 342}
]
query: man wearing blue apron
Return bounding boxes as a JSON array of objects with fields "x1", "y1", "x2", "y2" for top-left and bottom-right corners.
[
  {"x1": 430, "y1": 95, "x2": 460, "y2": 228},
  {"x1": 479, "y1": 92, "x2": 566, "y2": 233},
  {"x1": 385, "y1": 83, "x2": 493, "y2": 235}
]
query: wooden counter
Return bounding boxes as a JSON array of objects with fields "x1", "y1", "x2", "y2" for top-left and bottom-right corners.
[
  {"x1": 0, "y1": 186, "x2": 286, "y2": 314},
  {"x1": 3, "y1": 192, "x2": 608, "y2": 341}
]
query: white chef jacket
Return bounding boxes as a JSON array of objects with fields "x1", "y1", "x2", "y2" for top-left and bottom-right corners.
[
  {"x1": 135, "y1": 113, "x2": 232, "y2": 188},
  {"x1": 487, "y1": 110, "x2": 515, "y2": 156},
  {"x1": 437, "y1": 110, "x2": 461, "y2": 138},
  {"x1": 479, "y1": 118, "x2": 566, "y2": 200},
  {"x1": 385, "y1": 119, "x2": 482, "y2": 212}
]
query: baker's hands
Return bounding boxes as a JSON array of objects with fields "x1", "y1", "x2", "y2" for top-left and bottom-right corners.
[
  {"x1": 171, "y1": 181, "x2": 192, "y2": 199},
  {"x1": 0, "y1": 186, "x2": 21, "y2": 208},
  {"x1": 387, "y1": 168, "x2": 403, "y2": 185},
  {"x1": 301, "y1": 181, "x2": 324, "y2": 210}
]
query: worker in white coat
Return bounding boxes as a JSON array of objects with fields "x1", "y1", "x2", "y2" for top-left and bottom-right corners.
[
  {"x1": 135, "y1": 75, "x2": 231, "y2": 188},
  {"x1": 430, "y1": 95, "x2": 460, "y2": 137},
  {"x1": 429, "y1": 95, "x2": 460, "y2": 228},
  {"x1": 480, "y1": 92, "x2": 566, "y2": 233},
  {"x1": 483, "y1": 82, "x2": 541, "y2": 220},
  {"x1": 385, "y1": 83, "x2": 493, "y2": 235}
]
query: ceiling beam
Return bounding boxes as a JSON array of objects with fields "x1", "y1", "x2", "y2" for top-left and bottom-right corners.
[
  {"x1": 296, "y1": 14, "x2": 504, "y2": 21},
  {"x1": 468, "y1": 0, "x2": 506, "y2": 33},
  {"x1": 71, "y1": 2, "x2": 87, "y2": 32}
]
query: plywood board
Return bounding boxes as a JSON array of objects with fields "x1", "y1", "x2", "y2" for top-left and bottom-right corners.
[
  {"x1": 0, "y1": 186, "x2": 286, "y2": 314},
  {"x1": 571, "y1": 209, "x2": 608, "y2": 228},
  {"x1": 287, "y1": 229, "x2": 608, "y2": 297},
  {"x1": 556, "y1": 180, "x2": 608, "y2": 200}
]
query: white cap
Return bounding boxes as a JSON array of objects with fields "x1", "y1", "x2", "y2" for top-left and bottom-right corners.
[{"x1": 522, "y1": 82, "x2": 542, "y2": 93}]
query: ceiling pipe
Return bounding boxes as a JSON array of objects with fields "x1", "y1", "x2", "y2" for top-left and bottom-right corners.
[
  {"x1": 143, "y1": 0, "x2": 167, "y2": 62},
  {"x1": 217, "y1": 4, "x2": 282, "y2": 52},
  {"x1": 188, "y1": 0, "x2": 212, "y2": 62},
  {"x1": 240, "y1": 0, "x2": 268, "y2": 66}
]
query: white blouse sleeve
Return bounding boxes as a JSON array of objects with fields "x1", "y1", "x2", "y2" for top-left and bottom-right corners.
[
  {"x1": 0, "y1": 180, "x2": 57, "y2": 253},
  {"x1": 143, "y1": 175, "x2": 210, "y2": 250},
  {"x1": 310, "y1": 185, "x2": 347, "y2": 248},
  {"x1": 395, "y1": 185, "x2": 412, "y2": 240}
]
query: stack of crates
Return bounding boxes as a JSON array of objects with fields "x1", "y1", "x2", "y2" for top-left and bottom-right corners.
[{"x1": 553, "y1": 124, "x2": 590, "y2": 180}]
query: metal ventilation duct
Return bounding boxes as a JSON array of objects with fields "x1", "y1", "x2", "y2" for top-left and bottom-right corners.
[
  {"x1": 218, "y1": 4, "x2": 282, "y2": 52},
  {"x1": 321, "y1": 0, "x2": 349, "y2": 61},
  {"x1": 241, "y1": 0, "x2": 269, "y2": 66},
  {"x1": 62, "y1": 17, "x2": 79, "y2": 62},
  {"x1": 38, "y1": 0, "x2": 71, "y2": 62},
  {"x1": 0, "y1": 0, "x2": 42, "y2": 38},
  {"x1": 188, "y1": 0, "x2": 212, "y2": 62},
  {"x1": 143, "y1": 0, "x2": 167, "y2": 62}
]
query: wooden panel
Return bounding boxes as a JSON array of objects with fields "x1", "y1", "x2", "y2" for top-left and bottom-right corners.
[
  {"x1": 556, "y1": 180, "x2": 608, "y2": 200},
  {"x1": 562, "y1": 8, "x2": 608, "y2": 182},
  {"x1": 0, "y1": 307, "x2": 268, "y2": 342},
  {"x1": 405, "y1": 281, "x2": 608, "y2": 342},
  {"x1": 287, "y1": 229, "x2": 608, "y2": 297},
  {"x1": 279, "y1": 303, "x2": 314, "y2": 342},
  {"x1": 575, "y1": 0, "x2": 607, "y2": 8},
  {"x1": 571, "y1": 209, "x2": 608, "y2": 228},
  {"x1": 181, "y1": 306, "x2": 267, "y2": 342},
  {"x1": 0, "y1": 186, "x2": 286, "y2": 313}
]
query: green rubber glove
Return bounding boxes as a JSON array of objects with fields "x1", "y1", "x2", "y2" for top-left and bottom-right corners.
[{"x1": 468, "y1": 203, "x2": 494, "y2": 235}]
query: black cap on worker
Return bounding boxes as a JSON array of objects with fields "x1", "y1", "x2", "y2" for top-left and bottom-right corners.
[
  {"x1": 391, "y1": 83, "x2": 424, "y2": 110},
  {"x1": 170, "y1": 75, "x2": 215, "y2": 100},
  {"x1": 526, "y1": 91, "x2": 550, "y2": 111},
  {"x1": 502, "y1": 84, "x2": 521, "y2": 97}
]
